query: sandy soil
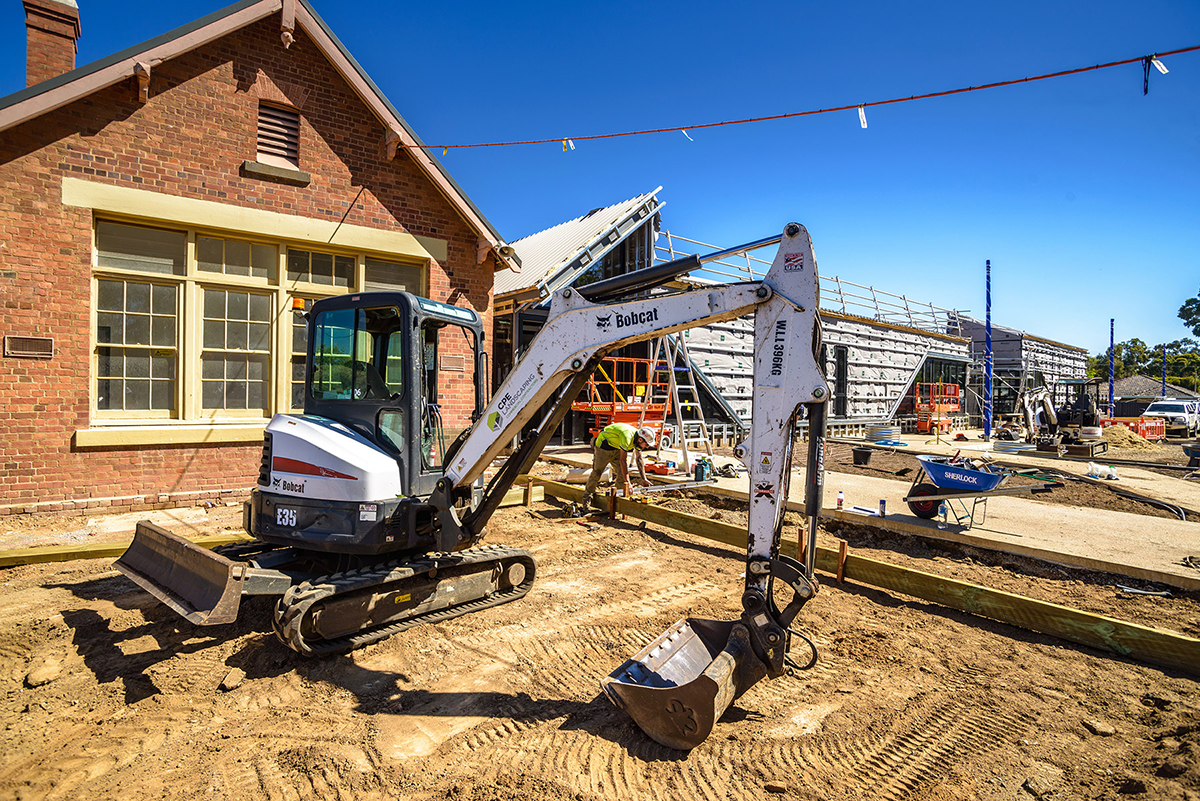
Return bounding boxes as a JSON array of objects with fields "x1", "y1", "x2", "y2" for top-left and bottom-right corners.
[
  {"x1": 805, "y1": 442, "x2": 1196, "y2": 522},
  {"x1": 1, "y1": 486, "x2": 1199, "y2": 801}
]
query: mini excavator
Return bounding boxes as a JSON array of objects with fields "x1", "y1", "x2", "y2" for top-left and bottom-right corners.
[{"x1": 115, "y1": 223, "x2": 830, "y2": 749}]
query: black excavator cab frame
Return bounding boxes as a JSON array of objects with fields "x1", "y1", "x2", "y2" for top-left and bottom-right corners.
[{"x1": 299, "y1": 291, "x2": 487, "y2": 500}]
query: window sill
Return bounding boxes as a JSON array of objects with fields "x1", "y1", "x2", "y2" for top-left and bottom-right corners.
[
  {"x1": 240, "y1": 160, "x2": 311, "y2": 186},
  {"x1": 75, "y1": 423, "x2": 267, "y2": 448}
]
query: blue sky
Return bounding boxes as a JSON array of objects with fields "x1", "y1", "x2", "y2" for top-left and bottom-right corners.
[{"x1": 2, "y1": 0, "x2": 1197, "y2": 355}]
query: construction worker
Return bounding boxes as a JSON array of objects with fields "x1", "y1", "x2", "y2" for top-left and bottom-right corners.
[{"x1": 581, "y1": 423, "x2": 656, "y2": 511}]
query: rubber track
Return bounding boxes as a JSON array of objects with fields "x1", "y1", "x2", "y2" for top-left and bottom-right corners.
[{"x1": 273, "y1": 544, "x2": 536, "y2": 657}]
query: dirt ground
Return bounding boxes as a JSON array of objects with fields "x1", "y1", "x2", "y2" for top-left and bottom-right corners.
[
  {"x1": 799, "y1": 442, "x2": 1197, "y2": 522},
  {"x1": 2, "y1": 475, "x2": 1199, "y2": 801}
]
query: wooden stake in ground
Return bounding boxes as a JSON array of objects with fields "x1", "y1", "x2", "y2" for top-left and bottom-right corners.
[{"x1": 536, "y1": 477, "x2": 1200, "y2": 677}]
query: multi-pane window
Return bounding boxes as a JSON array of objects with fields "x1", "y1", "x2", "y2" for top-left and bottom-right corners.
[
  {"x1": 198, "y1": 235, "x2": 276, "y2": 280},
  {"x1": 287, "y1": 248, "x2": 353, "y2": 287},
  {"x1": 92, "y1": 220, "x2": 428, "y2": 424},
  {"x1": 95, "y1": 279, "x2": 177, "y2": 411},
  {"x1": 201, "y1": 289, "x2": 271, "y2": 412},
  {"x1": 290, "y1": 298, "x2": 313, "y2": 411},
  {"x1": 365, "y1": 258, "x2": 423, "y2": 293}
]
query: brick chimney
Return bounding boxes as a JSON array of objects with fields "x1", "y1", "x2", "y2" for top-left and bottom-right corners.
[{"x1": 24, "y1": 0, "x2": 81, "y2": 87}]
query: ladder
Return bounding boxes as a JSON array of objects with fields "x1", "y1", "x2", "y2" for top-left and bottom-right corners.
[{"x1": 641, "y1": 334, "x2": 713, "y2": 470}]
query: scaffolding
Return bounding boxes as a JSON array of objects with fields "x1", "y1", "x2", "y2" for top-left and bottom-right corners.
[
  {"x1": 654, "y1": 230, "x2": 966, "y2": 336},
  {"x1": 571, "y1": 356, "x2": 671, "y2": 440}
]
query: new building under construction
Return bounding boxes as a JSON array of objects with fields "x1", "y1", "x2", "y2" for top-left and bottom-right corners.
[{"x1": 492, "y1": 189, "x2": 1088, "y2": 441}]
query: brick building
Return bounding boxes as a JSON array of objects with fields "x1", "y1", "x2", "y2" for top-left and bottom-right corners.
[{"x1": 0, "y1": 0, "x2": 519, "y2": 514}]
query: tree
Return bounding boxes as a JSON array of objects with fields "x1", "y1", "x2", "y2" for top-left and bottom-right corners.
[{"x1": 1181, "y1": 288, "x2": 1200, "y2": 337}]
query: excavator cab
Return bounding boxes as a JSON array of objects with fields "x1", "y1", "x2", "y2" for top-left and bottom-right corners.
[
  {"x1": 242, "y1": 292, "x2": 487, "y2": 556},
  {"x1": 299, "y1": 292, "x2": 486, "y2": 498}
]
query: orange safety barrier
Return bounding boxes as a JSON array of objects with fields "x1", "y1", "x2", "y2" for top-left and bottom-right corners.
[{"x1": 1102, "y1": 417, "x2": 1167, "y2": 441}]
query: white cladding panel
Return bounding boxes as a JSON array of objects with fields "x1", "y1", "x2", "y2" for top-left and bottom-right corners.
[{"x1": 685, "y1": 313, "x2": 969, "y2": 421}]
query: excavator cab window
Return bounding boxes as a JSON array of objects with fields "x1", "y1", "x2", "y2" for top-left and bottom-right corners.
[{"x1": 310, "y1": 306, "x2": 400, "y2": 402}]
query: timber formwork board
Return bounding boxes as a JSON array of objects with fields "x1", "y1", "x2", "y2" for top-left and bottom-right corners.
[{"x1": 535, "y1": 478, "x2": 1200, "y2": 677}]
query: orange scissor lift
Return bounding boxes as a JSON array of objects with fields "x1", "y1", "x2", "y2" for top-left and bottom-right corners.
[
  {"x1": 915, "y1": 382, "x2": 960, "y2": 434},
  {"x1": 571, "y1": 356, "x2": 672, "y2": 442}
]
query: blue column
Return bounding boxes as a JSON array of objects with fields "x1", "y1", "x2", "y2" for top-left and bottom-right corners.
[
  {"x1": 984, "y1": 260, "x2": 992, "y2": 440},
  {"x1": 1162, "y1": 344, "x2": 1167, "y2": 397},
  {"x1": 1108, "y1": 319, "x2": 1115, "y2": 414}
]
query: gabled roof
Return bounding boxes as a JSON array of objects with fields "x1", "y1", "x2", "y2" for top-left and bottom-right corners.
[
  {"x1": 0, "y1": 0, "x2": 518, "y2": 270},
  {"x1": 1113, "y1": 374, "x2": 1199, "y2": 399},
  {"x1": 495, "y1": 189, "x2": 662, "y2": 300}
]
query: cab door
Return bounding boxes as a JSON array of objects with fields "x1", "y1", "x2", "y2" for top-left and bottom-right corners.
[{"x1": 413, "y1": 318, "x2": 482, "y2": 497}]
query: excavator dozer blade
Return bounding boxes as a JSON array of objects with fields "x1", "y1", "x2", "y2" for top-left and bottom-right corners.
[
  {"x1": 113, "y1": 521, "x2": 245, "y2": 626},
  {"x1": 601, "y1": 618, "x2": 767, "y2": 750}
]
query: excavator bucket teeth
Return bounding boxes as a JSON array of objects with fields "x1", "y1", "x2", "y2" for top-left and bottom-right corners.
[
  {"x1": 114, "y1": 521, "x2": 245, "y2": 626},
  {"x1": 601, "y1": 618, "x2": 767, "y2": 750}
]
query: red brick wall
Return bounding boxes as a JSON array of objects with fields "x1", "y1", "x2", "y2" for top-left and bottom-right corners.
[{"x1": 0, "y1": 15, "x2": 495, "y2": 511}]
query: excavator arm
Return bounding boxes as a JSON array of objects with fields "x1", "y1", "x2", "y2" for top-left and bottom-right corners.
[{"x1": 434, "y1": 223, "x2": 830, "y2": 748}]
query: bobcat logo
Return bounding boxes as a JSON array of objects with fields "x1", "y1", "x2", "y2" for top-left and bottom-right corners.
[{"x1": 595, "y1": 314, "x2": 612, "y2": 330}]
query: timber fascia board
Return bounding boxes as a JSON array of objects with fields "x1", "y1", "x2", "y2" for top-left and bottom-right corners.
[{"x1": 0, "y1": 0, "x2": 280, "y2": 132}]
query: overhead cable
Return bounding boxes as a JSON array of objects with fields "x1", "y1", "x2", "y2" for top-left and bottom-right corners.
[{"x1": 411, "y1": 44, "x2": 1199, "y2": 152}]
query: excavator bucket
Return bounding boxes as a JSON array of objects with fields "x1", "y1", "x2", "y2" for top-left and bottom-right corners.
[
  {"x1": 601, "y1": 618, "x2": 767, "y2": 750},
  {"x1": 113, "y1": 521, "x2": 246, "y2": 625}
]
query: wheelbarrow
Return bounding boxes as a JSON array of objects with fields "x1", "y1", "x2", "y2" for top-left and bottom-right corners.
[{"x1": 903, "y1": 454, "x2": 1063, "y2": 530}]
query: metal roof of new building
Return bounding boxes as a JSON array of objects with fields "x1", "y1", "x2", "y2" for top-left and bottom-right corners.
[{"x1": 495, "y1": 189, "x2": 662, "y2": 299}]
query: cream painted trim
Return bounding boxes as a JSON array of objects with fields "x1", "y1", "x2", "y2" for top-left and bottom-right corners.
[
  {"x1": 75, "y1": 424, "x2": 267, "y2": 448},
  {"x1": 62, "y1": 177, "x2": 448, "y2": 262}
]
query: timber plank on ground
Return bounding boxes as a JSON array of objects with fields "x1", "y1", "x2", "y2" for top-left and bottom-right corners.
[
  {"x1": 536, "y1": 477, "x2": 1200, "y2": 677},
  {"x1": 0, "y1": 485, "x2": 543, "y2": 568},
  {"x1": 0, "y1": 533, "x2": 253, "y2": 567}
]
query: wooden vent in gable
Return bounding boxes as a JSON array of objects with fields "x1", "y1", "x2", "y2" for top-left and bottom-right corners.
[
  {"x1": 4, "y1": 335, "x2": 54, "y2": 359},
  {"x1": 257, "y1": 103, "x2": 300, "y2": 169}
]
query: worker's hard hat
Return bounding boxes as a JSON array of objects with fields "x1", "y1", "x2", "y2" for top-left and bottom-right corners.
[{"x1": 637, "y1": 427, "x2": 657, "y2": 447}]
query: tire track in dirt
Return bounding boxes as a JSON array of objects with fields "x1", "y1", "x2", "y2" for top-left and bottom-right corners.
[
  {"x1": 437, "y1": 669, "x2": 1039, "y2": 801},
  {"x1": 572, "y1": 580, "x2": 724, "y2": 622},
  {"x1": 517, "y1": 625, "x2": 656, "y2": 697},
  {"x1": 746, "y1": 691, "x2": 1038, "y2": 800},
  {"x1": 0, "y1": 715, "x2": 174, "y2": 801}
]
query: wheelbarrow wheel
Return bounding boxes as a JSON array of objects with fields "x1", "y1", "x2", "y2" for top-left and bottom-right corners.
[{"x1": 907, "y1": 483, "x2": 941, "y2": 519}]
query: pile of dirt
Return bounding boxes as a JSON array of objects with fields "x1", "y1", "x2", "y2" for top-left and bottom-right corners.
[{"x1": 1103, "y1": 424, "x2": 1161, "y2": 451}]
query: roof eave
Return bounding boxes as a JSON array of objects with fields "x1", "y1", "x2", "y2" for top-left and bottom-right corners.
[
  {"x1": 293, "y1": 0, "x2": 518, "y2": 270},
  {"x1": 0, "y1": 0, "x2": 519, "y2": 271}
]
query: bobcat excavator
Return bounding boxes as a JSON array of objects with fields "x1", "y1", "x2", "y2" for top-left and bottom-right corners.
[{"x1": 115, "y1": 223, "x2": 830, "y2": 750}]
